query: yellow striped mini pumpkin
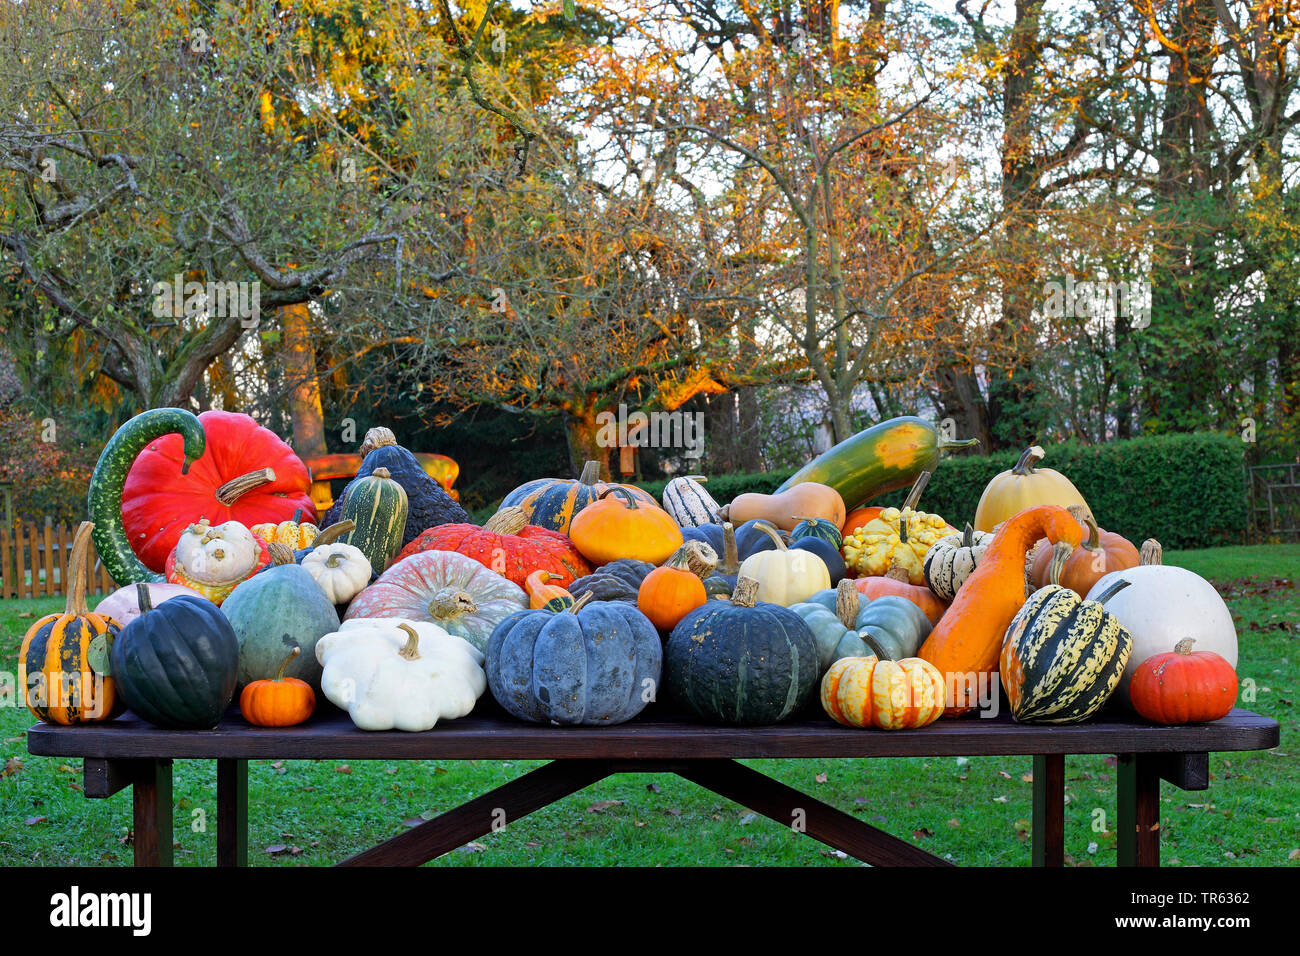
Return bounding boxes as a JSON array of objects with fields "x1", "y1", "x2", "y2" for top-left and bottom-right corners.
[
  {"x1": 999, "y1": 580, "x2": 1133, "y2": 723},
  {"x1": 18, "y1": 522, "x2": 123, "y2": 725},
  {"x1": 250, "y1": 508, "x2": 320, "y2": 549},
  {"x1": 820, "y1": 655, "x2": 946, "y2": 730}
]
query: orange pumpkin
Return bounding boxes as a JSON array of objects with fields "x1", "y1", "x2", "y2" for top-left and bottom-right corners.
[
  {"x1": 1129, "y1": 638, "x2": 1238, "y2": 726},
  {"x1": 239, "y1": 647, "x2": 315, "y2": 727},
  {"x1": 820, "y1": 655, "x2": 946, "y2": 729},
  {"x1": 854, "y1": 559, "x2": 949, "y2": 626},
  {"x1": 637, "y1": 541, "x2": 716, "y2": 631},
  {"x1": 1028, "y1": 507, "x2": 1138, "y2": 597},
  {"x1": 917, "y1": 505, "x2": 1084, "y2": 716},
  {"x1": 843, "y1": 506, "x2": 884, "y2": 535},
  {"x1": 569, "y1": 489, "x2": 683, "y2": 566}
]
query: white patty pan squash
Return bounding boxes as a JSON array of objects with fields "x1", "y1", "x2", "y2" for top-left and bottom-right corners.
[
  {"x1": 301, "y1": 543, "x2": 373, "y2": 604},
  {"x1": 315, "y1": 618, "x2": 487, "y2": 731}
]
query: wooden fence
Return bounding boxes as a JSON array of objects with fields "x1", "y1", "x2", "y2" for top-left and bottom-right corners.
[{"x1": 0, "y1": 521, "x2": 116, "y2": 601}]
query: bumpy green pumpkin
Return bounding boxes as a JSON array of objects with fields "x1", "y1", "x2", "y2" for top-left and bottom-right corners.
[
  {"x1": 109, "y1": 589, "x2": 239, "y2": 729},
  {"x1": 792, "y1": 580, "x2": 932, "y2": 671},
  {"x1": 665, "y1": 577, "x2": 819, "y2": 725},
  {"x1": 567, "y1": 559, "x2": 655, "y2": 603},
  {"x1": 222, "y1": 545, "x2": 341, "y2": 692},
  {"x1": 486, "y1": 596, "x2": 662, "y2": 725},
  {"x1": 1000, "y1": 580, "x2": 1133, "y2": 724}
]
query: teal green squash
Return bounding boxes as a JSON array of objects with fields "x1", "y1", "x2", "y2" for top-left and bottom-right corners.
[
  {"x1": 792, "y1": 580, "x2": 932, "y2": 671},
  {"x1": 108, "y1": 586, "x2": 239, "y2": 729},
  {"x1": 999, "y1": 580, "x2": 1133, "y2": 724},
  {"x1": 775, "y1": 416, "x2": 978, "y2": 510},
  {"x1": 87, "y1": 408, "x2": 206, "y2": 586},
  {"x1": 340, "y1": 466, "x2": 409, "y2": 574},
  {"x1": 791, "y1": 517, "x2": 843, "y2": 550},
  {"x1": 664, "y1": 577, "x2": 819, "y2": 725},
  {"x1": 221, "y1": 544, "x2": 341, "y2": 693}
]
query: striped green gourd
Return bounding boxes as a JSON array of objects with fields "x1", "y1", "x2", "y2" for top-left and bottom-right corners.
[
  {"x1": 87, "y1": 408, "x2": 207, "y2": 586},
  {"x1": 340, "y1": 467, "x2": 409, "y2": 574},
  {"x1": 999, "y1": 579, "x2": 1133, "y2": 724}
]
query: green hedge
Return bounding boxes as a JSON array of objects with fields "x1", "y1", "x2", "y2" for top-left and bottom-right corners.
[{"x1": 633, "y1": 432, "x2": 1247, "y2": 549}]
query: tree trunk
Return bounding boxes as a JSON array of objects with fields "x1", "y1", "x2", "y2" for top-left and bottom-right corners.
[
  {"x1": 736, "y1": 387, "x2": 762, "y2": 472},
  {"x1": 566, "y1": 408, "x2": 608, "y2": 479},
  {"x1": 282, "y1": 303, "x2": 328, "y2": 458}
]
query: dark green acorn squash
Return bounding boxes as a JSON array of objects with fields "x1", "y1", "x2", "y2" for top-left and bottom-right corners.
[
  {"x1": 339, "y1": 466, "x2": 408, "y2": 574},
  {"x1": 323, "y1": 427, "x2": 468, "y2": 547},
  {"x1": 485, "y1": 597, "x2": 662, "y2": 725},
  {"x1": 665, "y1": 577, "x2": 819, "y2": 725},
  {"x1": 108, "y1": 587, "x2": 239, "y2": 729},
  {"x1": 567, "y1": 559, "x2": 655, "y2": 603},
  {"x1": 791, "y1": 517, "x2": 843, "y2": 550}
]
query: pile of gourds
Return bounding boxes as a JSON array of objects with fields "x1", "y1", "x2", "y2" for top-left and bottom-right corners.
[{"x1": 17, "y1": 412, "x2": 1240, "y2": 737}]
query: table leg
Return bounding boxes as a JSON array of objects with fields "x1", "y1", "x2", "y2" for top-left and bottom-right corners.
[
  {"x1": 132, "y1": 759, "x2": 173, "y2": 867},
  {"x1": 1117, "y1": 753, "x2": 1160, "y2": 867},
  {"x1": 217, "y1": 758, "x2": 248, "y2": 867},
  {"x1": 1031, "y1": 754, "x2": 1065, "y2": 867}
]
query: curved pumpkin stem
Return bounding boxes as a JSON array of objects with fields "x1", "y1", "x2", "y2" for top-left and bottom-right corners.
[
  {"x1": 396, "y1": 623, "x2": 421, "y2": 660},
  {"x1": 1140, "y1": 539, "x2": 1163, "y2": 566},
  {"x1": 484, "y1": 506, "x2": 530, "y2": 535},
  {"x1": 267, "y1": 542, "x2": 296, "y2": 566},
  {"x1": 1047, "y1": 540, "x2": 1073, "y2": 587},
  {"x1": 215, "y1": 468, "x2": 277, "y2": 506},
  {"x1": 429, "y1": 588, "x2": 479, "y2": 620},
  {"x1": 1011, "y1": 445, "x2": 1045, "y2": 476},
  {"x1": 273, "y1": 646, "x2": 301, "y2": 682},
  {"x1": 938, "y1": 435, "x2": 980, "y2": 452},
  {"x1": 1091, "y1": 577, "x2": 1132, "y2": 605},
  {"x1": 65, "y1": 521, "x2": 95, "y2": 617},
  {"x1": 565, "y1": 591, "x2": 594, "y2": 614},
  {"x1": 314, "y1": 520, "x2": 356, "y2": 546},
  {"x1": 901, "y1": 469, "x2": 931, "y2": 512},
  {"x1": 751, "y1": 521, "x2": 788, "y2": 552},
  {"x1": 834, "y1": 578, "x2": 860, "y2": 628},
  {"x1": 597, "y1": 487, "x2": 642, "y2": 510}
]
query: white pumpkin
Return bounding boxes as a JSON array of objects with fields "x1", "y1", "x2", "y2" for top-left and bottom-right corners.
[
  {"x1": 737, "y1": 522, "x2": 830, "y2": 606},
  {"x1": 94, "y1": 582, "x2": 203, "y2": 627},
  {"x1": 170, "y1": 519, "x2": 262, "y2": 586},
  {"x1": 662, "y1": 475, "x2": 722, "y2": 527},
  {"x1": 315, "y1": 618, "x2": 486, "y2": 731},
  {"x1": 301, "y1": 543, "x2": 373, "y2": 604},
  {"x1": 1085, "y1": 540, "x2": 1237, "y2": 708}
]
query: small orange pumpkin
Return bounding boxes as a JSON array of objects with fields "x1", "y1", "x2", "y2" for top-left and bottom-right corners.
[
  {"x1": 239, "y1": 647, "x2": 316, "y2": 727},
  {"x1": 1129, "y1": 638, "x2": 1238, "y2": 726},
  {"x1": 637, "y1": 541, "x2": 716, "y2": 631},
  {"x1": 842, "y1": 506, "x2": 884, "y2": 536},
  {"x1": 569, "y1": 488, "x2": 683, "y2": 566},
  {"x1": 1028, "y1": 507, "x2": 1138, "y2": 598}
]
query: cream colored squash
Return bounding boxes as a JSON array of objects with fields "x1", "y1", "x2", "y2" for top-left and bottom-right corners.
[
  {"x1": 736, "y1": 523, "x2": 830, "y2": 605},
  {"x1": 301, "y1": 543, "x2": 373, "y2": 604}
]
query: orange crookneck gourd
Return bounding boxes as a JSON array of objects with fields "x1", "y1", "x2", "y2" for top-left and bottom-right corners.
[{"x1": 916, "y1": 505, "x2": 1084, "y2": 717}]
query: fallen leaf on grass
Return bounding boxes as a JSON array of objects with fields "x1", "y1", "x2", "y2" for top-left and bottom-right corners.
[
  {"x1": 993, "y1": 796, "x2": 1008, "y2": 803},
  {"x1": 1103, "y1": 756, "x2": 1117, "y2": 768},
  {"x1": 587, "y1": 800, "x2": 623, "y2": 813},
  {"x1": 912, "y1": 828, "x2": 934, "y2": 840},
  {"x1": 738, "y1": 812, "x2": 756, "y2": 825},
  {"x1": 948, "y1": 818, "x2": 960, "y2": 828},
  {"x1": 24, "y1": 816, "x2": 46, "y2": 826},
  {"x1": 525, "y1": 841, "x2": 542, "y2": 848},
  {"x1": 458, "y1": 842, "x2": 486, "y2": 853},
  {"x1": 1013, "y1": 819, "x2": 1031, "y2": 842},
  {"x1": 821, "y1": 849, "x2": 848, "y2": 859},
  {"x1": 56, "y1": 764, "x2": 75, "y2": 774},
  {"x1": 1288, "y1": 848, "x2": 1300, "y2": 861},
  {"x1": 664, "y1": 808, "x2": 681, "y2": 817},
  {"x1": 265, "y1": 844, "x2": 290, "y2": 855},
  {"x1": 15, "y1": 612, "x2": 33, "y2": 619},
  {"x1": 334, "y1": 765, "x2": 351, "y2": 774},
  {"x1": 997, "y1": 770, "x2": 1011, "y2": 779},
  {"x1": 646, "y1": 782, "x2": 660, "y2": 794},
  {"x1": 2, "y1": 757, "x2": 22, "y2": 777},
  {"x1": 1020, "y1": 773, "x2": 1033, "y2": 783},
  {"x1": 814, "y1": 771, "x2": 828, "y2": 784},
  {"x1": 270, "y1": 761, "x2": 285, "y2": 773}
]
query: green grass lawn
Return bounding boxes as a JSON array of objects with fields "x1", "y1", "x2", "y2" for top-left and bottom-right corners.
[{"x1": 2, "y1": 545, "x2": 1296, "y2": 867}]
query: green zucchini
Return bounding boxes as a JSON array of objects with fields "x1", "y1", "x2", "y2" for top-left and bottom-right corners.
[
  {"x1": 776, "y1": 416, "x2": 977, "y2": 510},
  {"x1": 87, "y1": 408, "x2": 206, "y2": 586},
  {"x1": 340, "y1": 467, "x2": 409, "y2": 574}
]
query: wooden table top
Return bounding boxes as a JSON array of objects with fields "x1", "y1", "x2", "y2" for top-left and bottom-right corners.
[{"x1": 26, "y1": 706, "x2": 1280, "y2": 762}]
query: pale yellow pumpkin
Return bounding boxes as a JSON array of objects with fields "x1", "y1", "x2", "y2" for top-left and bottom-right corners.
[
  {"x1": 973, "y1": 446, "x2": 1091, "y2": 532},
  {"x1": 820, "y1": 655, "x2": 946, "y2": 730},
  {"x1": 736, "y1": 523, "x2": 830, "y2": 606}
]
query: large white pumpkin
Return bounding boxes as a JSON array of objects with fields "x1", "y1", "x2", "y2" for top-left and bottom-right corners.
[{"x1": 1085, "y1": 541, "x2": 1237, "y2": 708}]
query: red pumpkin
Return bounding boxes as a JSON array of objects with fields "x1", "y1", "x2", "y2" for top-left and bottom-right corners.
[
  {"x1": 395, "y1": 506, "x2": 591, "y2": 589},
  {"x1": 1129, "y1": 638, "x2": 1238, "y2": 725},
  {"x1": 122, "y1": 410, "x2": 316, "y2": 573}
]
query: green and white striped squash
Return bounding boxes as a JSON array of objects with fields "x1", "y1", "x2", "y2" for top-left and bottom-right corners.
[
  {"x1": 923, "y1": 523, "x2": 993, "y2": 601},
  {"x1": 662, "y1": 475, "x2": 721, "y2": 527},
  {"x1": 999, "y1": 580, "x2": 1133, "y2": 724},
  {"x1": 340, "y1": 467, "x2": 409, "y2": 575},
  {"x1": 791, "y1": 517, "x2": 843, "y2": 550}
]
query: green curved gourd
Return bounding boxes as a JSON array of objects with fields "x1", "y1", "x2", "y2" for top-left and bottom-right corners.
[{"x1": 88, "y1": 408, "x2": 206, "y2": 586}]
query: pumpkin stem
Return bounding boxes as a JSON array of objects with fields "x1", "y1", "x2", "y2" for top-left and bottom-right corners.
[
  {"x1": 901, "y1": 469, "x2": 931, "y2": 512},
  {"x1": 290, "y1": 508, "x2": 304, "y2": 524},
  {"x1": 314, "y1": 520, "x2": 356, "y2": 546},
  {"x1": 565, "y1": 591, "x2": 594, "y2": 614},
  {"x1": 484, "y1": 506, "x2": 530, "y2": 535},
  {"x1": 323, "y1": 551, "x2": 348, "y2": 569},
  {"x1": 720, "y1": 522, "x2": 739, "y2": 574},
  {"x1": 359, "y1": 427, "x2": 398, "y2": 455},
  {"x1": 274, "y1": 646, "x2": 301, "y2": 682},
  {"x1": 1139, "y1": 539, "x2": 1163, "y2": 566},
  {"x1": 731, "y1": 576, "x2": 760, "y2": 607},
  {"x1": 1174, "y1": 637, "x2": 1197, "y2": 655},
  {"x1": 885, "y1": 559, "x2": 911, "y2": 583},
  {"x1": 1082, "y1": 516, "x2": 1101, "y2": 552},
  {"x1": 371, "y1": 467, "x2": 393, "y2": 480},
  {"x1": 597, "y1": 487, "x2": 641, "y2": 509},
  {"x1": 1047, "y1": 540, "x2": 1073, "y2": 587},
  {"x1": 135, "y1": 581, "x2": 153, "y2": 615},
  {"x1": 857, "y1": 630, "x2": 891, "y2": 661},
  {"x1": 1091, "y1": 577, "x2": 1132, "y2": 605},
  {"x1": 65, "y1": 521, "x2": 95, "y2": 616},
  {"x1": 429, "y1": 588, "x2": 479, "y2": 620},
  {"x1": 962, "y1": 522, "x2": 974, "y2": 549},
  {"x1": 937, "y1": 435, "x2": 980, "y2": 452},
  {"x1": 835, "y1": 578, "x2": 860, "y2": 627},
  {"x1": 668, "y1": 540, "x2": 718, "y2": 578},
  {"x1": 267, "y1": 542, "x2": 296, "y2": 565},
  {"x1": 215, "y1": 468, "x2": 277, "y2": 506},
  {"x1": 683, "y1": 474, "x2": 707, "y2": 483},
  {"x1": 751, "y1": 520, "x2": 788, "y2": 552},
  {"x1": 577, "y1": 460, "x2": 602, "y2": 485},
  {"x1": 396, "y1": 623, "x2": 421, "y2": 660},
  {"x1": 1011, "y1": 445, "x2": 1045, "y2": 476}
]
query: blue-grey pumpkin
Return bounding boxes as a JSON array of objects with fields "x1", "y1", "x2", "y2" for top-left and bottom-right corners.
[
  {"x1": 664, "y1": 577, "x2": 819, "y2": 725},
  {"x1": 486, "y1": 598, "x2": 662, "y2": 725}
]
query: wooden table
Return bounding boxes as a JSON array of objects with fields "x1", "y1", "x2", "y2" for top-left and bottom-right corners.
[{"x1": 26, "y1": 707, "x2": 1279, "y2": 867}]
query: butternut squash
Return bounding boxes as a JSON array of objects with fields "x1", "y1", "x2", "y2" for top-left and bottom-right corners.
[
  {"x1": 916, "y1": 505, "x2": 1084, "y2": 716},
  {"x1": 720, "y1": 482, "x2": 845, "y2": 533}
]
